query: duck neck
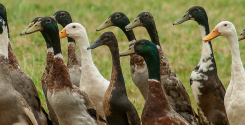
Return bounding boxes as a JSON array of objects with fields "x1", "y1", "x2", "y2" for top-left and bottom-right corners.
[
  {"x1": 75, "y1": 34, "x2": 94, "y2": 66},
  {"x1": 198, "y1": 23, "x2": 215, "y2": 64},
  {"x1": 145, "y1": 23, "x2": 160, "y2": 46},
  {"x1": 119, "y1": 26, "x2": 136, "y2": 42},
  {"x1": 107, "y1": 41, "x2": 125, "y2": 88},
  {"x1": 143, "y1": 48, "x2": 170, "y2": 110},
  {"x1": 67, "y1": 37, "x2": 76, "y2": 43},
  {"x1": 0, "y1": 24, "x2": 8, "y2": 58},
  {"x1": 226, "y1": 34, "x2": 243, "y2": 66}
]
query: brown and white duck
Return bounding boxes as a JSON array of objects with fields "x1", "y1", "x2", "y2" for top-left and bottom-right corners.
[
  {"x1": 125, "y1": 12, "x2": 197, "y2": 124},
  {"x1": 0, "y1": 4, "x2": 51, "y2": 125},
  {"x1": 21, "y1": 17, "x2": 59, "y2": 125},
  {"x1": 0, "y1": 16, "x2": 38, "y2": 125},
  {"x1": 120, "y1": 39, "x2": 190, "y2": 125},
  {"x1": 52, "y1": 10, "x2": 81, "y2": 87},
  {"x1": 88, "y1": 31, "x2": 141, "y2": 125},
  {"x1": 96, "y1": 12, "x2": 148, "y2": 100},
  {"x1": 25, "y1": 17, "x2": 104, "y2": 125},
  {"x1": 173, "y1": 6, "x2": 228, "y2": 125}
]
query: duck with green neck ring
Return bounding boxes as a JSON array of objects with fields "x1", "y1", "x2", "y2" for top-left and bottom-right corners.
[
  {"x1": 96, "y1": 12, "x2": 148, "y2": 100},
  {"x1": 125, "y1": 12, "x2": 197, "y2": 124},
  {"x1": 120, "y1": 39, "x2": 190, "y2": 125},
  {"x1": 25, "y1": 17, "x2": 103, "y2": 125},
  {"x1": 173, "y1": 6, "x2": 228, "y2": 125},
  {"x1": 21, "y1": 17, "x2": 59, "y2": 125},
  {"x1": 87, "y1": 31, "x2": 140, "y2": 125}
]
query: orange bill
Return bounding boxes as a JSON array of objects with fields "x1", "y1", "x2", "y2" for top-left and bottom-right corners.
[
  {"x1": 59, "y1": 28, "x2": 68, "y2": 38},
  {"x1": 203, "y1": 27, "x2": 221, "y2": 42}
]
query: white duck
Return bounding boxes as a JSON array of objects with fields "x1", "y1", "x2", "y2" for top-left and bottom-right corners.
[
  {"x1": 59, "y1": 23, "x2": 109, "y2": 120},
  {"x1": 203, "y1": 21, "x2": 245, "y2": 125}
]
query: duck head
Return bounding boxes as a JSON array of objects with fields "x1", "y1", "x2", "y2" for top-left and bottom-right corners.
[
  {"x1": 96, "y1": 12, "x2": 130, "y2": 31},
  {"x1": 203, "y1": 21, "x2": 236, "y2": 42},
  {"x1": 87, "y1": 32, "x2": 117, "y2": 50},
  {"x1": 173, "y1": 6, "x2": 208, "y2": 25},
  {"x1": 52, "y1": 10, "x2": 72, "y2": 27},
  {"x1": 125, "y1": 12, "x2": 154, "y2": 31}
]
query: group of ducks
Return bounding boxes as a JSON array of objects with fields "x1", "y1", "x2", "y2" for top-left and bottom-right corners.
[{"x1": 0, "y1": 3, "x2": 245, "y2": 125}]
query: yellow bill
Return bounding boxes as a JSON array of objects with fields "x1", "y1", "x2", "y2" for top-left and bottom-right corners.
[
  {"x1": 59, "y1": 28, "x2": 68, "y2": 38},
  {"x1": 203, "y1": 27, "x2": 221, "y2": 42},
  {"x1": 25, "y1": 21, "x2": 43, "y2": 34},
  {"x1": 125, "y1": 17, "x2": 142, "y2": 31}
]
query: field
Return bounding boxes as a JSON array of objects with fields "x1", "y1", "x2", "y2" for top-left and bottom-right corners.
[{"x1": 2, "y1": 0, "x2": 245, "y2": 118}]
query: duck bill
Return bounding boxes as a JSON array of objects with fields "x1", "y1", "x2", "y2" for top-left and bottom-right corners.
[
  {"x1": 203, "y1": 27, "x2": 221, "y2": 42},
  {"x1": 173, "y1": 11, "x2": 191, "y2": 25},
  {"x1": 51, "y1": 14, "x2": 56, "y2": 21},
  {"x1": 87, "y1": 38, "x2": 103, "y2": 50},
  {"x1": 119, "y1": 45, "x2": 135, "y2": 56},
  {"x1": 238, "y1": 33, "x2": 245, "y2": 41},
  {"x1": 96, "y1": 17, "x2": 114, "y2": 31},
  {"x1": 125, "y1": 17, "x2": 142, "y2": 31},
  {"x1": 20, "y1": 21, "x2": 37, "y2": 35},
  {"x1": 25, "y1": 21, "x2": 43, "y2": 34},
  {"x1": 59, "y1": 28, "x2": 68, "y2": 38}
]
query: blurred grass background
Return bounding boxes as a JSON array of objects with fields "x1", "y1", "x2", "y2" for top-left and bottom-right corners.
[{"x1": 2, "y1": 0, "x2": 245, "y2": 118}]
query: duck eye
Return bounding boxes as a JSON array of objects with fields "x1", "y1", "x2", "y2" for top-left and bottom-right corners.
[
  {"x1": 72, "y1": 26, "x2": 76, "y2": 28},
  {"x1": 47, "y1": 19, "x2": 51, "y2": 23},
  {"x1": 195, "y1": 8, "x2": 199, "y2": 11},
  {"x1": 141, "y1": 42, "x2": 145, "y2": 46},
  {"x1": 224, "y1": 24, "x2": 227, "y2": 26},
  {"x1": 145, "y1": 14, "x2": 148, "y2": 18},
  {"x1": 61, "y1": 12, "x2": 65, "y2": 16}
]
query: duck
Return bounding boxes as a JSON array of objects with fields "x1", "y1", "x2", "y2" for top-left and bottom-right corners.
[
  {"x1": 21, "y1": 17, "x2": 59, "y2": 125},
  {"x1": 25, "y1": 17, "x2": 104, "y2": 125},
  {"x1": 52, "y1": 10, "x2": 81, "y2": 87},
  {"x1": 238, "y1": 29, "x2": 245, "y2": 41},
  {"x1": 125, "y1": 12, "x2": 197, "y2": 124},
  {"x1": 203, "y1": 21, "x2": 245, "y2": 125},
  {"x1": 87, "y1": 31, "x2": 140, "y2": 125},
  {"x1": 173, "y1": 6, "x2": 228, "y2": 125},
  {"x1": 0, "y1": 16, "x2": 38, "y2": 125},
  {"x1": 0, "y1": 4, "x2": 52, "y2": 125},
  {"x1": 120, "y1": 39, "x2": 190, "y2": 125},
  {"x1": 59, "y1": 22, "x2": 109, "y2": 122},
  {"x1": 96, "y1": 12, "x2": 148, "y2": 100}
]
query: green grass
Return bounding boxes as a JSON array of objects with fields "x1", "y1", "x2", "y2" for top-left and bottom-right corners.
[{"x1": 2, "y1": 0, "x2": 245, "y2": 118}]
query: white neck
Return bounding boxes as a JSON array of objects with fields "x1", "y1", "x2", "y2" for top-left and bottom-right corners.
[
  {"x1": 0, "y1": 25, "x2": 9, "y2": 59},
  {"x1": 226, "y1": 34, "x2": 243, "y2": 66},
  {"x1": 75, "y1": 35, "x2": 94, "y2": 66},
  {"x1": 199, "y1": 25, "x2": 213, "y2": 62},
  {"x1": 54, "y1": 53, "x2": 64, "y2": 59},
  {"x1": 47, "y1": 47, "x2": 54, "y2": 53}
]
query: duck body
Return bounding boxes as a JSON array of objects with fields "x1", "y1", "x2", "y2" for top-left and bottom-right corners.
[
  {"x1": 173, "y1": 6, "x2": 228, "y2": 125},
  {"x1": 26, "y1": 17, "x2": 101, "y2": 125},
  {"x1": 125, "y1": 12, "x2": 196, "y2": 124},
  {"x1": 96, "y1": 12, "x2": 148, "y2": 99},
  {"x1": 0, "y1": 16, "x2": 38, "y2": 125},
  {"x1": 203, "y1": 21, "x2": 245, "y2": 125},
  {"x1": 88, "y1": 31, "x2": 141, "y2": 125},
  {"x1": 1, "y1": 5, "x2": 51, "y2": 125},
  {"x1": 52, "y1": 10, "x2": 81, "y2": 87}
]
